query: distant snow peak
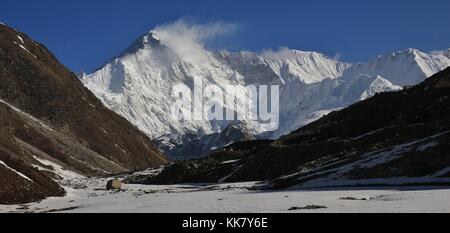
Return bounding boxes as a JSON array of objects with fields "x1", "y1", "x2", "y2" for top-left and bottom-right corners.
[
  {"x1": 343, "y1": 48, "x2": 450, "y2": 87},
  {"x1": 259, "y1": 48, "x2": 351, "y2": 84},
  {"x1": 139, "y1": 32, "x2": 162, "y2": 48},
  {"x1": 360, "y1": 75, "x2": 401, "y2": 100},
  {"x1": 119, "y1": 31, "x2": 163, "y2": 57}
]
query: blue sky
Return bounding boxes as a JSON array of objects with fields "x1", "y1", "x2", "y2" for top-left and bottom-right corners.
[{"x1": 2, "y1": 0, "x2": 450, "y2": 73}]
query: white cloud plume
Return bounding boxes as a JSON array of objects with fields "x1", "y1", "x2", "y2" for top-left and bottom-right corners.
[
  {"x1": 261, "y1": 47, "x2": 299, "y2": 60},
  {"x1": 152, "y1": 19, "x2": 238, "y2": 66}
]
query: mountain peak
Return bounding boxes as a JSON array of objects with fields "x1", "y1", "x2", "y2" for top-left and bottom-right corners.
[
  {"x1": 144, "y1": 30, "x2": 162, "y2": 44},
  {"x1": 406, "y1": 48, "x2": 420, "y2": 54},
  {"x1": 121, "y1": 31, "x2": 163, "y2": 55},
  {"x1": 386, "y1": 48, "x2": 422, "y2": 58}
]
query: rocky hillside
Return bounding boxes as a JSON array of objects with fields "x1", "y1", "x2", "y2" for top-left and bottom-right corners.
[
  {"x1": 0, "y1": 24, "x2": 167, "y2": 204},
  {"x1": 138, "y1": 67, "x2": 450, "y2": 188},
  {"x1": 154, "y1": 122, "x2": 258, "y2": 160}
]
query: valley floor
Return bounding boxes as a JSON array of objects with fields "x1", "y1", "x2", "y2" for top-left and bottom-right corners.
[{"x1": 1, "y1": 178, "x2": 450, "y2": 213}]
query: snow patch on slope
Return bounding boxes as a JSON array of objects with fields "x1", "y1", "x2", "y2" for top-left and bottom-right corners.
[
  {"x1": 32, "y1": 156, "x2": 84, "y2": 181},
  {"x1": 17, "y1": 35, "x2": 24, "y2": 44},
  {"x1": 12, "y1": 41, "x2": 37, "y2": 59},
  {"x1": 0, "y1": 160, "x2": 34, "y2": 183},
  {"x1": 288, "y1": 131, "x2": 450, "y2": 189}
]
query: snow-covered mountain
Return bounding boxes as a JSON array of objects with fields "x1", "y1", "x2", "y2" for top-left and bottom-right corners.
[
  {"x1": 342, "y1": 48, "x2": 450, "y2": 86},
  {"x1": 82, "y1": 28, "x2": 450, "y2": 160}
]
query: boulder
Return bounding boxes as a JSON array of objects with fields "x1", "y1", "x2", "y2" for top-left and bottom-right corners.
[{"x1": 106, "y1": 179, "x2": 122, "y2": 191}]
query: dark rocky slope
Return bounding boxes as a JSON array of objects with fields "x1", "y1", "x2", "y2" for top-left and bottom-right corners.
[
  {"x1": 155, "y1": 122, "x2": 257, "y2": 160},
  {"x1": 140, "y1": 67, "x2": 450, "y2": 188},
  {"x1": 0, "y1": 24, "x2": 167, "y2": 204}
]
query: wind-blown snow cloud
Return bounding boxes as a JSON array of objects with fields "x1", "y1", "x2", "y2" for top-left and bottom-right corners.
[
  {"x1": 430, "y1": 49, "x2": 450, "y2": 56},
  {"x1": 261, "y1": 47, "x2": 344, "y2": 61},
  {"x1": 333, "y1": 52, "x2": 342, "y2": 61},
  {"x1": 261, "y1": 47, "x2": 300, "y2": 60},
  {"x1": 152, "y1": 19, "x2": 238, "y2": 66}
]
